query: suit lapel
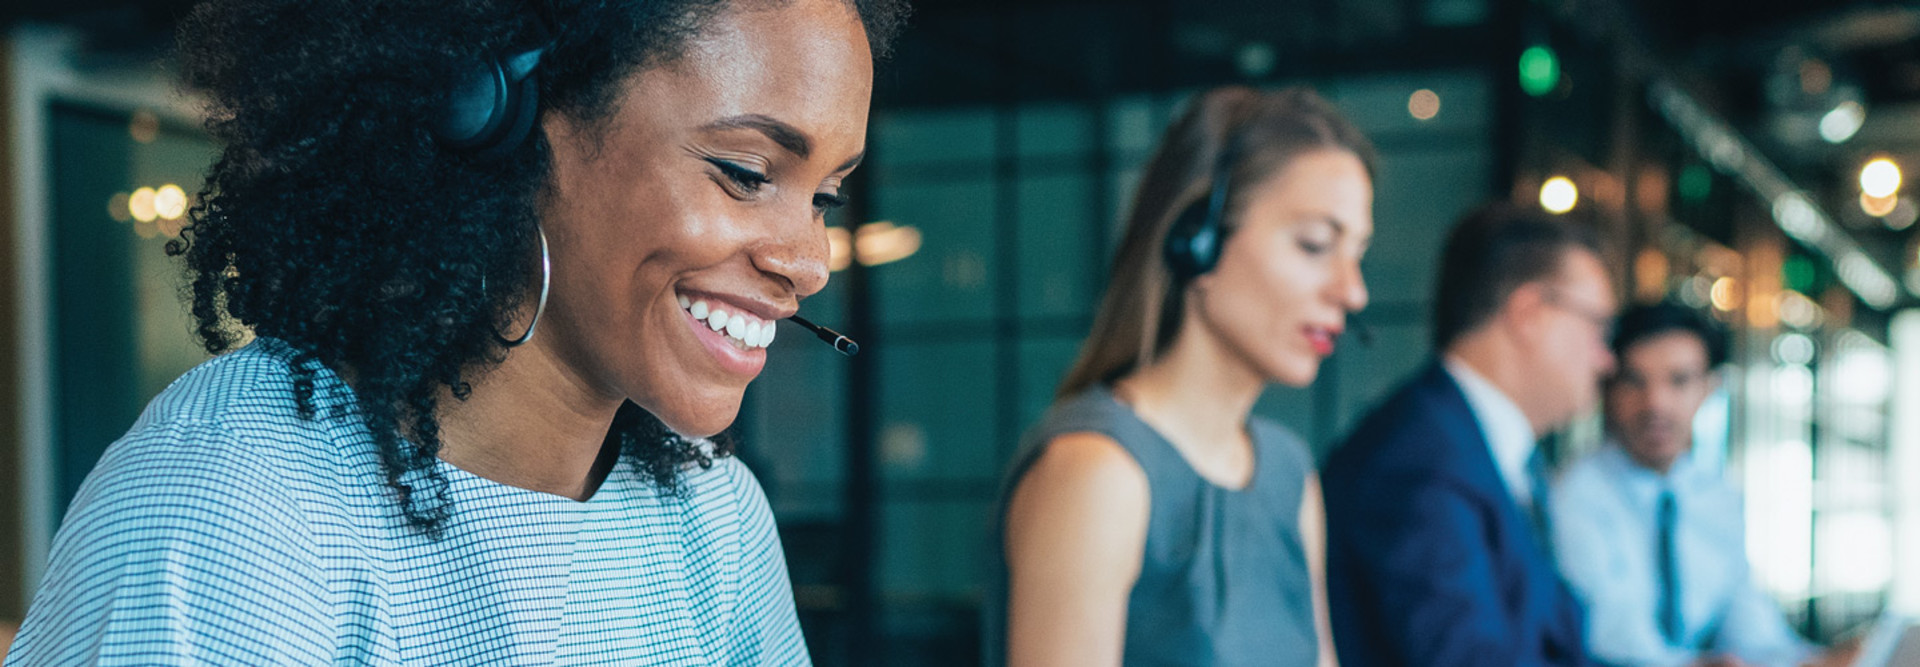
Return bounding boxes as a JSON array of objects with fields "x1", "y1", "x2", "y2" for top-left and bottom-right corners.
[{"x1": 1415, "y1": 363, "x2": 1517, "y2": 509}]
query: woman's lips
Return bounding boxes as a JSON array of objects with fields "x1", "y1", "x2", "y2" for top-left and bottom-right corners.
[
  {"x1": 1306, "y1": 327, "x2": 1340, "y2": 357},
  {"x1": 681, "y1": 303, "x2": 767, "y2": 377}
]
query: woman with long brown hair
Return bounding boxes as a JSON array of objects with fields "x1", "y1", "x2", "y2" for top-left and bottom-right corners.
[{"x1": 988, "y1": 86, "x2": 1375, "y2": 666}]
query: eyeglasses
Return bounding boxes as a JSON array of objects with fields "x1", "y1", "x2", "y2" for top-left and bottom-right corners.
[{"x1": 1542, "y1": 287, "x2": 1616, "y2": 340}]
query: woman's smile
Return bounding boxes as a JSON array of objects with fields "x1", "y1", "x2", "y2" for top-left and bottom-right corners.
[{"x1": 673, "y1": 289, "x2": 782, "y2": 377}]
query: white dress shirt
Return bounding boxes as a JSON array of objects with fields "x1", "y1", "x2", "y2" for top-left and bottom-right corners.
[
  {"x1": 1550, "y1": 444, "x2": 1815, "y2": 667},
  {"x1": 1444, "y1": 356, "x2": 1539, "y2": 509}
]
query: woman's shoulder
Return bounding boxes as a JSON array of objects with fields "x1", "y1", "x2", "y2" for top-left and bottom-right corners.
[
  {"x1": 137, "y1": 338, "x2": 325, "y2": 426},
  {"x1": 1019, "y1": 388, "x2": 1148, "y2": 464},
  {"x1": 77, "y1": 340, "x2": 378, "y2": 535},
  {"x1": 1019, "y1": 432, "x2": 1148, "y2": 496},
  {"x1": 78, "y1": 347, "x2": 328, "y2": 517},
  {"x1": 125, "y1": 338, "x2": 367, "y2": 467},
  {"x1": 21, "y1": 367, "x2": 341, "y2": 664}
]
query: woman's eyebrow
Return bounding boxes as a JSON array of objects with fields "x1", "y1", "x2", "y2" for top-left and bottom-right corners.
[{"x1": 701, "y1": 114, "x2": 811, "y2": 158}]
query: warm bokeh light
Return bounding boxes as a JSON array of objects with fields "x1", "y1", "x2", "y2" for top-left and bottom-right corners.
[
  {"x1": 1799, "y1": 59, "x2": 1832, "y2": 96},
  {"x1": 829, "y1": 222, "x2": 924, "y2": 271},
  {"x1": 1745, "y1": 243, "x2": 1781, "y2": 330},
  {"x1": 129, "y1": 187, "x2": 158, "y2": 223},
  {"x1": 1862, "y1": 192, "x2": 1898, "y2": 218},
  {"x1": 1710, "y1": 276, "x2": 1739, "y2": 312},
  {"x1": 128, "y1": 110, "x2": 160, "y2": 144},
  {"x1": 107, "y1": 192, "x2": 131, "y2": 223},
  {"x1": 157, "y1": 214, "x2": 186, "y2": 238},
  {"x1": 827, "y1": 226, "x2": 853, "y2": 272},
  {"x1": 854, "y1": 222, "x2": 922, "y2": 268},
  {"x1": 1861, "y1": 157, "x2": 1901, "y2": 198},
  {"x1": 1539, "y1": 176, "x2": 1578, "y2": 214},
  {"x1": 1634, "y1": 248, "x2": 1669, "y2": 302},
  {"x1": 154, "y1": 184, "x2": 188, "y2": 221},
  {"x1": 1408, "y1": 89, "x2": 1440, "y2": 121}
]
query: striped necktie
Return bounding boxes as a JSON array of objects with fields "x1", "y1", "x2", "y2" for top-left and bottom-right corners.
[{"x1": 1657, "y1": 490, "x2": 1683, "y2": 646}]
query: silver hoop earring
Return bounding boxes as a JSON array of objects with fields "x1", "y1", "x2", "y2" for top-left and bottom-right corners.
[{"x1": 497, "y1": 225, "x2": 551, "y2": 348}]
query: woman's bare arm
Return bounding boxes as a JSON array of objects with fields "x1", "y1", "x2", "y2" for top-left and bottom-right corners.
[
  {"x1": 1003, "y1": 432, "x2": 1151, "y2": 667},
  {"x1": 1302, "y1": 473, "x2": 1340, "y2": 667}
]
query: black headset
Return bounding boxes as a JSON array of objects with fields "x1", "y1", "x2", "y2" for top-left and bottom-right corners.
[
  {"x1": 431, "y1": 37, "x2": 550, "y2": 157},
  {"x1": 1162, "y1": 146, "x2": 1237, "y2": 281}
]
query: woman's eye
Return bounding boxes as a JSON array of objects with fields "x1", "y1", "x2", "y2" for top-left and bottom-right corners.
[
  {"x1": 814, "y1": 192, "x2": 850, "y2": 214},
  {"x1": 706, "y1": 158, "x2": 770, "y2": 194},
  {"x1": 1299, "y1": 238, "x2": 1332, "y2": 255}
]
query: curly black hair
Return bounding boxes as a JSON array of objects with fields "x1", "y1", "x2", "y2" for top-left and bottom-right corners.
[{"x1": 170, "y1": 0, "x2": 907, "y2": 535}]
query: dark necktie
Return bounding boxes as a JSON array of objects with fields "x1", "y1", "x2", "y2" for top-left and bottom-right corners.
[
  {"x1": 1657, "y1": 490, "x2": 1682, "y2": 646},
  {"x1": 1526, "y1": 447, "x2": 1554, "y2": 558}
]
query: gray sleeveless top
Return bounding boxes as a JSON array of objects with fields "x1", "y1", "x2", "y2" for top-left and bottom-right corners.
[{"x1": 984, "y1": 385, "x2": 1318, "y2": 666}]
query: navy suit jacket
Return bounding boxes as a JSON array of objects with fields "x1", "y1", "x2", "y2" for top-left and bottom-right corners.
[{"x1": 1322, "y1": 362, "x2": 1597, "y2": 667}]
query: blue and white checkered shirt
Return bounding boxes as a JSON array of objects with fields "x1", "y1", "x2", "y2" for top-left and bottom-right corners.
[{"x1": 7, "y1": 339, "x2": 810, "y2": 665}]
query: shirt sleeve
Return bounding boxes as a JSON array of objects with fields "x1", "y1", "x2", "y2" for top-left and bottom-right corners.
[
  {"x1": 723, "y1": 459, "x2": 812, "y2": 667},
  {"x1": 6, "y1": 421, "x2": 332, "y2": 666},
  {"x1": 1549, "y1": 474, "x2": 1696, "y2": 667}
]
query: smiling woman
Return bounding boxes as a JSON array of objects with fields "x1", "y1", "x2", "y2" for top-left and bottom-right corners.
[{"x1": 3, "y1": 0, "x2": 903, "y2": 664}]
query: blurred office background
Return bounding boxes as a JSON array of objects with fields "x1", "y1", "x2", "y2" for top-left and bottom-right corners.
[{"x1": 3, "y1": 0, "x2": 1920, "y2": 664}]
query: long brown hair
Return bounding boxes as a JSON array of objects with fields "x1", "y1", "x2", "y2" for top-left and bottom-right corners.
[{"x1": 1055, "y1": 86, "x2": 1376, "y2": 399}]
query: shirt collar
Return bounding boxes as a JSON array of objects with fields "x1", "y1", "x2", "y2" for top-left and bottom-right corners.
[
  {"x1": 1599, "y1": 441, "x2": 1701, "y2": 498},
  {"x1": 1444, "y1": 356, "x2": 1540, "y2": 505}
]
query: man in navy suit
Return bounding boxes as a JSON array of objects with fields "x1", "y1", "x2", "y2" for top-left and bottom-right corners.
[{"x1": 1323, "y1": 203, "x2": 1617, "y2": 667}]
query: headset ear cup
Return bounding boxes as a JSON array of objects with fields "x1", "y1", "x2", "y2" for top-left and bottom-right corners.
[
  {"x1": 1163, "y1": 201, "x2": 1226, "y2": 280},
  {"x1": 1163, "y1": 203, "x2": 1212, "y2": 281},
  {"x1": 434, "y1": 58, "x2": 511, "y2": 150},
  {"x1": 1186, "y1": 215, "x2": 1221, "y2": 276},
  {"x1": 433, "y1": 44, "x2": 545, "y2": 156},
  {"x1": 482, "y1": 71, "x2": 541, "y2": 158},
  {"x1": 1164, "y1": 156, "x2": 1233, "y2": 281}
]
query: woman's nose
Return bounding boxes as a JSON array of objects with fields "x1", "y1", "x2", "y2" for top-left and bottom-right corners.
[{"x1": 751, "y1": 211, "x2": 831, "y2": 298}]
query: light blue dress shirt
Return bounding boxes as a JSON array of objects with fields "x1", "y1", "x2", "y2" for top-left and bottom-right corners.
[{"x1": 1550, "y1": 445, "x2": 1813, "y2": 667}]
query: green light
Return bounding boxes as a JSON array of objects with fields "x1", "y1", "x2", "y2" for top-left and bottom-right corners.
[
  {"x1": 1783, "y1": 255, "x2": 1817, "y2": 294},
  {"x1": 1678, "y1": 164, "x2": 1712, "y2": 203},
  {"x1": 1519, "y1": 45, "x2": 1560, "y2": 97}
]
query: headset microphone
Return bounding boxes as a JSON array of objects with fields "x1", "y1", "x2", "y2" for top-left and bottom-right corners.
[{"x1": 786, "y1": 315, "x2": 860, "y2": 357}]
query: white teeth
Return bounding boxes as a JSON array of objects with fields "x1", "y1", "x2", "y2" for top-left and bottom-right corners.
[{"x1": 680, "y1": 296, "x2": 774, "y2": 348}]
